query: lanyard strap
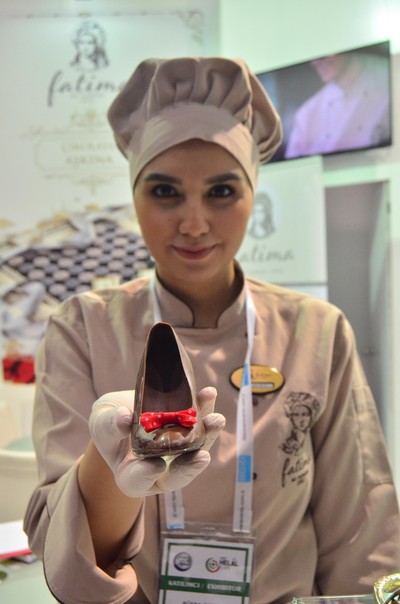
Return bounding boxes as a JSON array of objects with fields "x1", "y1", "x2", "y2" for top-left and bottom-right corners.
[
  {"x1": 232, "y1": 287, "x2": 256, "y2": 532},
  {"x1": 149, "y1": 274, "x2": 256, "y2": 533}
]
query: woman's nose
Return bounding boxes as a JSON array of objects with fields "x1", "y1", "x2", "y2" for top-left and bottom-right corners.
[{"x1": 178, "y1": 202, "x2": 210, "y2": 237}]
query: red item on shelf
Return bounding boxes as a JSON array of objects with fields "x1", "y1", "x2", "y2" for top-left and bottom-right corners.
[{"x1": 2, "y1": 355, "x2": 35, "y2": 383}]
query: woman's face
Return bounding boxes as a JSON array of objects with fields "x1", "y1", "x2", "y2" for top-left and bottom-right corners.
[
  {"x1": 311, "y1": 54, "x2": 351, "y2": 83},
  {"x1": 133, "y1": 139, "x2": 253, "y2": 293}
]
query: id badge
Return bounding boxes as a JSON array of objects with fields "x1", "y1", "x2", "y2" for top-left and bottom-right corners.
[{"x1": 158, "y1": 535, "x2": 254, "y2": 604}]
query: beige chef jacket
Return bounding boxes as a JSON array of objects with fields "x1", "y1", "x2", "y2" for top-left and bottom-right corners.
[{"x1": 24, "y1": 271, "x2": 400, "y2": 604}]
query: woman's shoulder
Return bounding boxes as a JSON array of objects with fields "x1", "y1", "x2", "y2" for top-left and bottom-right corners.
[
  {"x1": 246, "y1": 278, "x2": 355, "y2": 355},
  {"x1": 246, "y1": 277, "x2": 344, "y2": 319}
]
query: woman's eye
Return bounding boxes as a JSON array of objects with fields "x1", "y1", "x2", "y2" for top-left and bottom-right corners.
[
  {"x1": 151, "y1": 183, "x2": 179, "y2": 198},
  {"x1": 209, "y1": 184, "x2": 235, "y2": 198}
]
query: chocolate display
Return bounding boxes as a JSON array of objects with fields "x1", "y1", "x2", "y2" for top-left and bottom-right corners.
[
  {"x1": 1, "y1": 208, "x2": 154, "y2": 304},
  {"x1": 0, "y1": 205, "x2": 154, "y2": 358}
]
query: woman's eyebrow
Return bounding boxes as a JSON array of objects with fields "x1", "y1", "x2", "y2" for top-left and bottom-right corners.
[
  {"x1": 142, "y1": 171, "x2": 244, "y2": 185},
  {"x1": 205, "y1": 172, "x2": 244, "y2": 184},
  {"x1": 143, "y1": 173, "x2": 182, "y2": 184}
]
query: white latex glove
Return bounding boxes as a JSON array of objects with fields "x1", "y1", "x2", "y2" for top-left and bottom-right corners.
[{"x1": 89, "y1": 388, "x2": 225, "y2": 498}]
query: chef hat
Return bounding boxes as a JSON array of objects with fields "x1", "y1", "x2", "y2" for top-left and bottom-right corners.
[{"x1": 107, "y1": 56, "x2": 282, "y2": 190}]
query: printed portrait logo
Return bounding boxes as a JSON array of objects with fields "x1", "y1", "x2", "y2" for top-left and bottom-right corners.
[
  {"x1": 238, "y1": 187, "x2": 295, "y2": 270},
  {"x1": 247, "y1": 190, "x2": 275, "y2": 239},
  {"x1": 70, "y1": 21, "x2": 109, "y2": 72},
  {"x1": 47, "y1": 20, "x2": 125, "y2": 107},
  {"x1": 173, "y1": 551, "x2": 193, "y2": 572},
  {"x1": 281, "y1": 391, "x2": 320, "y2": 455},
  {"x1": 280, "y1": 391, "x2": 321, "y2": 487}
]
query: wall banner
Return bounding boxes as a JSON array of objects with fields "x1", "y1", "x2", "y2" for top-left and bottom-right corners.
[
  {"x1": 0, "y1": 9, "x2": 217, "y2": 363},
  {"x1": 0, "y1": 13, "x2": 211, "y2": 225},
  {"x1": 237, "y1": 156, "x2": 327, "y2": 288}
]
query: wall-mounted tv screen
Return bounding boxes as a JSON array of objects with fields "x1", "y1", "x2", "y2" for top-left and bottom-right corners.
[{"x1": 257, "y1": 41, "x2": 392, "y2": 162}]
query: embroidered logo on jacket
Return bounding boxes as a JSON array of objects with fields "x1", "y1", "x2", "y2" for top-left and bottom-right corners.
[{"x1": 280, "y1": 391, "x2": 320, "y2": 487}]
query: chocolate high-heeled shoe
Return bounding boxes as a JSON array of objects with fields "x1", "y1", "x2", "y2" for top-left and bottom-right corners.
[{"x1": 132, "y1": 322, "x2": 206, "y2": 458}]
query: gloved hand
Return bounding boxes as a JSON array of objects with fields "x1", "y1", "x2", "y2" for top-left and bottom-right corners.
[{"x1": 89, "y1": 388, "x2": 225, "y2": 498}]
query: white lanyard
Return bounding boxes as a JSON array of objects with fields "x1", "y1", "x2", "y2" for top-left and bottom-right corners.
[
  {"x1": 149, "y1": 274, "x2": 256, "y2": 533},
  {"x1": 233, "y1": 287, "x2": 256, "y2": 532}
]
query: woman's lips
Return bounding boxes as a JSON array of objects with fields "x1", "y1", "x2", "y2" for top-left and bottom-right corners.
[{"x1": 172, "y1": 245, "x2": 216, "y2": 260}]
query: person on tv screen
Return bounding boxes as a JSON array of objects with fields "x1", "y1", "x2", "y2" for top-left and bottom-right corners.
[
  {"x1": 24, "y1": 56, "x2": 399, "y2": 604},
  {"x1": 284, "y1": 48, "x2": 391, "y2": 159}
]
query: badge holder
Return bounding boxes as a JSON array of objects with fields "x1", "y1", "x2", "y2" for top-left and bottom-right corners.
[{"x1": 159, "y1": 521, "x2": 255, "y2": 604}]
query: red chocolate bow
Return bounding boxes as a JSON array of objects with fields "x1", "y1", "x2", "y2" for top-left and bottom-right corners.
[{"x1": 139, "y1": 408, "x2": 197, "y2": 433}]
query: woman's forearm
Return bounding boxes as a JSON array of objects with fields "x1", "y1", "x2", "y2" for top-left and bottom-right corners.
[{"x1": 78, "y1": 440, "x2": 143, "y2": 571}]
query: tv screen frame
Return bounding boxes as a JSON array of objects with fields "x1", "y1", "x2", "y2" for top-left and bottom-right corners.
[{"x1": 257, "y1": 40, "x2": 392, "y2": 162}]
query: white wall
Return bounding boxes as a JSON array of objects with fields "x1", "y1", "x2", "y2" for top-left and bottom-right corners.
[{"x1": 219, "y1": 0, "x2": 400, "y2": 67}]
